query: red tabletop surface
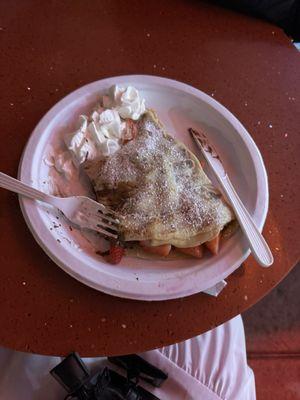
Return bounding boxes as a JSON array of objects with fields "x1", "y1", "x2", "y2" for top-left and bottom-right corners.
[{"x1": 0, "y1": 1, "x2": 299, "y2": 357}]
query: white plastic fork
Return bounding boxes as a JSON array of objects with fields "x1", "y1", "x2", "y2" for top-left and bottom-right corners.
[{"x1": 0, "y1": 172, "x2": 119, "y2": 239}]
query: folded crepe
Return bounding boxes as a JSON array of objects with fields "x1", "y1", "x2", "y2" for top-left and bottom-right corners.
[{"x1": 83, "y1": 110, "x2": 234, "y2": 248}]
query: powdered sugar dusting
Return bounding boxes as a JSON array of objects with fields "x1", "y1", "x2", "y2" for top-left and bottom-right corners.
[{"x1": 84, "y1": 112, "x2": 233, "y2": 244}]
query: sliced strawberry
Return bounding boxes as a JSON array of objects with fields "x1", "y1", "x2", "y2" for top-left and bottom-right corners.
[
  {"x1": 108, "y1": 243, "x2": 125, "y2": 264},
  {"x1": 140, "y1": 241, "x2": 171, "y2": 257},
  {"x1": 177, "y1": 245, "x2": 203, "y2": 258},
  {"x1": 123, "y1": 119, "x2": 138, "y2": 143},
  {"x1": 205, "y1": 234, "x2": 220, "y2": 255}
]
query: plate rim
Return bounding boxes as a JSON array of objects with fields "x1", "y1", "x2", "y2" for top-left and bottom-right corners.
[{"x1": 18, "y1": 74, "x2": 269, "y2": 301}]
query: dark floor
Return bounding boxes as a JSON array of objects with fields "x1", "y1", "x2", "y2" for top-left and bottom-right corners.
[{"x1": 243, "y1": 264, "x2": 300, "y2": 400}]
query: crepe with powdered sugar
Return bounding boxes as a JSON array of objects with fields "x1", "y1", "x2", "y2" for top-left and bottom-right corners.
[{"x1": 84, "y1": 110, "x2": 234, "y2": 248}]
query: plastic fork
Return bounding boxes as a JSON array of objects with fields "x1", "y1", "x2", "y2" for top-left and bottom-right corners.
[{"x1": 0, "y1": 172, "x2": 119, "y2": 239}]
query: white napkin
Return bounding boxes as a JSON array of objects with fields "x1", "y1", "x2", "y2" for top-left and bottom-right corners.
[{"x1": 202, "y1": 280, "x2": 227, "y2": 297}]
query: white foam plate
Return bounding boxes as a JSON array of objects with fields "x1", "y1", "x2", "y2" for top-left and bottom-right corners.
[{"x1": 19, "y1": 75, "x2": 268, "y2": 301}]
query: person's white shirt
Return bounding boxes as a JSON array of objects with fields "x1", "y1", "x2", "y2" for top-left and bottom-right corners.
[{"x1": 0, "y1": 315, "x2": 255, "y2": 399}]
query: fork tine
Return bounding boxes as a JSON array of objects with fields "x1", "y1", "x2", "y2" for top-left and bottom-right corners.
[
  {"x1": 95, "y1": 218, "x2": 119, "y2": 233},
  {"x1": 82, "y1": 199, "x2": 118, "y2": 215},
  {"x1": 93, "y1": 226, "x2": 118, "y2": 239},
  {"x1": 97, "y1": 203, "x2": 118, "y2": 217},
  {"x1": 80, "y1": 202, "x2": 119, "y2": 223},
  {"x1": 96, "y1": 212, "x2": 119, "y2": 225},
  {"x1": 105, "y1": 208, "x2": 119, "y2": 216}
]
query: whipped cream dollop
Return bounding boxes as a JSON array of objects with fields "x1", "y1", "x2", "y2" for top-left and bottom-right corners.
[
  {"x1": 64, "y1": 115, "x2": 96, "y2": 164},
  {"x1": 89, "y1": 109, "x2": 124, "y2": 156},
  {"x1": 63, "y1": 85, "x2": 145, "y2": 165},
  {"x1": 103, "y1": 85, "x2": 146, "y2": 120}
]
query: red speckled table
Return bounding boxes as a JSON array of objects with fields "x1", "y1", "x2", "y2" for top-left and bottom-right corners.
[{"x1": 0, "y1": 1, "x2": 299, "y2": 356}]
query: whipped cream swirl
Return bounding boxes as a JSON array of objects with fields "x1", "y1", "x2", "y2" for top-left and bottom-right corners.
[{"x1": 103, "y1": 85, "x2": 146, "y2": 120}]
